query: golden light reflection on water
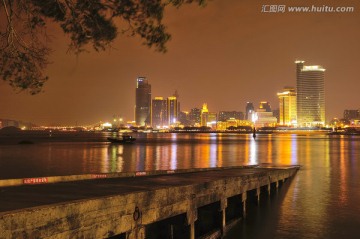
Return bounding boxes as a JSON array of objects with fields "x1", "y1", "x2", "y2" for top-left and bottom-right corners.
[
  {"x1": 217, "y1": 140, "x2": 223, "y2": 168},
  {"x1": 103, "y1": 134, "x2": 352, "y2": 172},
  {"x1": 338, "y1": 136, "x2": 348, "y2": 205},
  {"x1": 279, "y1": 135, "x2": 292, "y2": 165},
  {"x1": 105, "y1": 145, "x2": 124, "y2": 173},
  {"x1": 274, "y1": 135, "x2": 360, "y2": 239},
  {"x1": 244, "y1": 136, "x2": 250, "y2": 165},
  {"x1": 277, "y1": 151, "x2": 327, "y2": 238},
  {"x1": 266, "y1": 134, "x2": 272, "y2": 163},
  {"x1": 249, "y1": 137, "x2": 257, "y2": 165}
]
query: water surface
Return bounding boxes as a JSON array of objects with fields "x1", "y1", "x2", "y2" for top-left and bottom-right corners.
[{"x1": 0, "y1": 133, "x2": 359, "y2": 238}]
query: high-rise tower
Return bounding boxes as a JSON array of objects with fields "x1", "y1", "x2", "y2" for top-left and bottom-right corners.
[
  {"x1": 151, "y1": 97, "x2": 167, "y2": 128},
  {"x1": 245, "y1": 102, "x2": 254, "y2": 121},
  {"x1": 277, "y1": 87, "x2": 297, "y2": 126},
  {"x1": 295, "y1": 61, "x2": 325, "y2": 127},
  {"x1": 135, "y1": 77, "x2": 151, "y2": 126},
  {"x1": 167, "y1": 96, "x2": 178, "y2": 126},
  {"x1": 201, "y1": 103, "x2": 209, "y2": 127}
]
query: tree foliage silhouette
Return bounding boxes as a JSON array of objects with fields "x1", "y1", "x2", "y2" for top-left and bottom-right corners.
[{"x1": 0, "y1": 0, "x2": 206, "y2": 94}]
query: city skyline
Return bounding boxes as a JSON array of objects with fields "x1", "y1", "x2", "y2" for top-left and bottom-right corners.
[
  {"x1": 1, "y1": 0, "x2": 360, "y2": 125},
  {"x1": 2, "y1": 65, "x2": 359, "y2": 127}
]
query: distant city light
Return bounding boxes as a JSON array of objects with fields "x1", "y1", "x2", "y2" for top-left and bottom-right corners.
[
  {"x1": 252, "y1": 113, "x2": 258, "y2": 123},
  {"x1": 302, "y1": 65, "x2": 326, "y2": 72},
  {"x1": 102, "y1": 122, "x2": 112, "y2": 128}
]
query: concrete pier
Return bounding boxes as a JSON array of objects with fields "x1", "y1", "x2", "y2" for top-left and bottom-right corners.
[{"x1": 0, "y1": 165, "x2": 299, "y2": 239}]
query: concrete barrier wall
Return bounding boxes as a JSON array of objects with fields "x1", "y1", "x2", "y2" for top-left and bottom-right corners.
[{"x1": 0, "y1": 165, "x2": 259, "y2": 188}]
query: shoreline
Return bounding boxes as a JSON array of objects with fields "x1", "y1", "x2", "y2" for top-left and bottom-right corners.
[{"x1": 0, "y1": 129, "x2": 358, "y2": 144}]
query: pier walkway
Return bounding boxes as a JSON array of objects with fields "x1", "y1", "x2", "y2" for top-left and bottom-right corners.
[{"x1": 0, "y1": 165, "x2": 299, "y2": 239}]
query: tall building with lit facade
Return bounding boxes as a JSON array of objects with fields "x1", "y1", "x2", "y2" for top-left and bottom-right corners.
[
  {"x1": 245, "y1": 102, "x2": 254, "y2": 120},
  {"x1": 253, "y1": 107, "x2": 277, "y2": 128},
  {"x1": 135, "y1": 77, "x2": 151, "y2": 126},
  {"x1": 296, "y1": 61, "x2": 325, "y2": 127},
  {"x1": 259, "y1": 101, "x2": 272, "y2": 112},
  {"x1": 178, "y1": 111, "x2": 190, "y2": 126},
  {"x1": 273, "y1": 109, "x2": 280, "y2": 123},
  {"x1": 189, "y1": 108, "x2": 201, "y2": 126},
  {"x1": 344, "y1": 109, "x2": 360, "y2": 120},
  {"x1": 151, "y1": 97, "x2": 167, "y2": 128},
  {"x1": 167, "y1": 96, "x2": 178, "y2": 126},
  {"x1": 277, "y1": 87, "x2": 297, "y2": 126},
  {"x1": 201, "y1": 103, "x2": 209, "y2": 126}
]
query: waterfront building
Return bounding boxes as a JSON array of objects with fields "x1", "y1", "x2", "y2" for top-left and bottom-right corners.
[
  {"x1": 189, "y1": 108, "x2": 201, "y2": 126},
  {"x1": 296, "y1": 61, "x2": 326, "y2": 127},
  {"x1": 178, "y1": 111, "x2": 190, "y2": 126},
  {"x1": 0, "y1": 119, "x2": 19, "y2": 128},
  {"x1": 344, "y1": 109, "x2": 360, "y2": 121},
  {"x1": 226, "y1": 118, "x2": 238, "y2": 128},
  {"x1": 201, "y1": 103, "x2": 209, "y2": 127},
  {"x1": 135, "y1": 77, "x2": 151, "y2": 126},
  {"x1": 167, "y1": 96, "x2": 178, "y2": 126},
  {"x1": 245, "y1": 102, "x2": 254, "y2": 121},
  {"x1": 216, "y1": 118, "x2": 253, "y2": 131},
  {"x1": 0, "y1": 119, "x2": 35, "y2": 129},
  {"x1": 218, "y1": 111, "x2": 244, "y2": 121},
  {"x1": 151, "y1": 97, "x2": 167, "y2": 128},
  {"x1": 216, "y1": 121, "x2": 227, "y2": 131},
  {"x1": 259, "y1": 101, "x2": 272, "y2": 112},
  {"x1": 277, "y1": 87, "x2": 297, "y2": 126},
  {"x1": 208, "y1": 112, "x2": 217, "y2": 123},
  {"x1": 253, "y1": 109, "x2": 278, "y2": 128},
  {"x1": 272, "y1": 109, "x2": 280, "y2": 124},
  {"x1": 207, "y1": 112, "x2": 217, "y2": 129}
]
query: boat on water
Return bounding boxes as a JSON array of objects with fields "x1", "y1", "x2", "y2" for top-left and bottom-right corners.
[
  {"x1": 328, "y1": 127, "x2": 360, "y2": 136},
  {"x1": 107, "y1": 135, "x2": 136, "y2": 144}
]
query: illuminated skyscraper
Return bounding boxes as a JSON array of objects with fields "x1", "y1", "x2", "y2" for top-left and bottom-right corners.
[
  {"x1": 178, "y1": 111, "x2": 190, "y2": 126},
  {"x1": 245, "y1": 102, "x2": 254, "y2": 120},
  {"x1": 343, "y1": 109, "x2": 359, "y2": 121},
  {"x1": 167, "y1": 96, "x2": 178, "y2": 126},
  {"x1": 151, "y1": 97, "x2": 167, "y2": 128},
  {"x1": 135, "y1": 77, "x2": 151, "y2": 126},
  {"x1": 296, "y1": 61, "x2": 325, "y2": 127},
  {"x1": 201, "y1": 103, "x2": 209, "y2": 126},
  {"x1": 277, "y1": 87, "x2": 297, "y2": 126},
  {"x1": 189, "y1": 108, "x2": 201, "y2": 126}
]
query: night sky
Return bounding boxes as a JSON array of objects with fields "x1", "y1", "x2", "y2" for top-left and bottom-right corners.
[{"x1": 1, "y1": 0, "x2": 360, "y2": 125}]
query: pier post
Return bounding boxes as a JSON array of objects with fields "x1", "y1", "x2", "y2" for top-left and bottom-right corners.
[
  {"x1": 190, "y1": 223, "x2": 195, "y2": 239},
  {"x1": 220, "y1": 197, "x2": 228, "y2": 235},
  {"x1": 187, "y1": 194, "x2": 198, "y2": 239},
  {"x1": 267, "y1": 183, "x2": 271, "y2": 196},
  {"x1": 256, "y1": 187, "x2": 260, "y2": 204},
  {"x1": 242, "y1": 192, "x2": 247, "y2": 218}
]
